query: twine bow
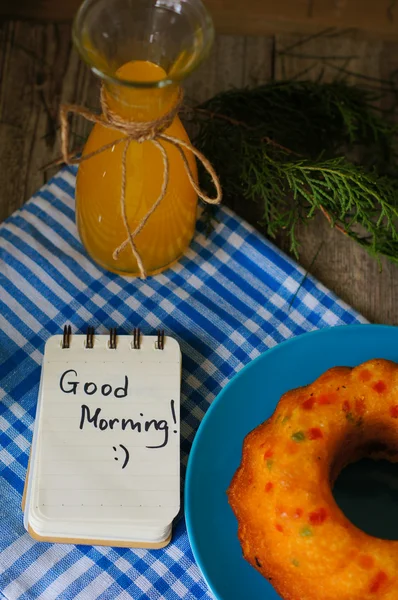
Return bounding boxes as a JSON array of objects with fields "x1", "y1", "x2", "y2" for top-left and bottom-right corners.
[{"x1": 60, "y1": 86, "x2": 222, "y2": 278}]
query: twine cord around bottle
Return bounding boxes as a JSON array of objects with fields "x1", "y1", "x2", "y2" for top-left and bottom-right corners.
[{"x1": 60, "y1": 87, "x2": 222, "y2": 278}]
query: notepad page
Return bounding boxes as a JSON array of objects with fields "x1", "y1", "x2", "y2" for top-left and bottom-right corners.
[{"x1": 27, "y1": 334, "x2": 181, "y2": 542}]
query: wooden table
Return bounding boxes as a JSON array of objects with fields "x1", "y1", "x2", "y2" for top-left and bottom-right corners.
[{"x1": 1, "y1": 20, "x2": 397, "y2": 325}]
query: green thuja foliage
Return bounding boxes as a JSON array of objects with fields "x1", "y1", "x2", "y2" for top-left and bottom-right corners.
[{"x1": 190, "y1": 81, "x2": 398, "y2": 264}]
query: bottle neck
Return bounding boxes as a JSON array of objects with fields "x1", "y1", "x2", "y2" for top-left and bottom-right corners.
[
  {"x1": 102, "y1": 61, "x2": 180, "y2": 122},
  {"x1": 103, "y1": 81, "x2": 180, "y2": 122}
]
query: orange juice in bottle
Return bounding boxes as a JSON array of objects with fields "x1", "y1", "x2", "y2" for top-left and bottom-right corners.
[{"x1": 72, "y1": 0, "x2": 214, "y2": 276}]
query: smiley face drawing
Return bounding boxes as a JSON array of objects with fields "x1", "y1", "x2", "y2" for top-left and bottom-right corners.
[{"x1": 113, "y1": 444, "x2": 129, "y2": 469}]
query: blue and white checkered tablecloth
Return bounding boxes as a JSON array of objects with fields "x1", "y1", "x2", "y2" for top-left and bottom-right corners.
[{"x1": 0, "y1": 166, "x2": 366, "y2": 600}]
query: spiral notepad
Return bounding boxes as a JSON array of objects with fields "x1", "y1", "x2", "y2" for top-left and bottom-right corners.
[{"x1": 23, "y1": 326, "x2": 181, "y2": 549}]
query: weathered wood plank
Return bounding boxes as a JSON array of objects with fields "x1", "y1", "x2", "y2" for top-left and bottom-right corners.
[
  {"x1": 0, "y1": 20, "x2": 99, "y2": 197},
  {"x1": 184, "y1": 35, "x2": 247, "y2": 104},
  {"x1": 0, "y1": 20, "x2": 44, "y2": 220},
  {"x1": 275, "y1": 29, "x2": 384, "y2": 83},
  {"x1": 2, "y1": 1, "x2": 398, "y2": 40}
]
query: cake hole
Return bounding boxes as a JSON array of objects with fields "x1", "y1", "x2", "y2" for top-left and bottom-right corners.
[{"x1": 333, "y1": 458, "x2": 398, "y2": 540}]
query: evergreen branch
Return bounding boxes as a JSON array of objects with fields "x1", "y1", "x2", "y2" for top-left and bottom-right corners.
[
  {"x1": 270, "y1": 157, "x2": 398, "y2": 262},
  {"x1": 191, "y1": 80, "x2": 398, "y2": 166},
  {"x1": 190, "y1": 79, "x2": 398, "y2": 266}
]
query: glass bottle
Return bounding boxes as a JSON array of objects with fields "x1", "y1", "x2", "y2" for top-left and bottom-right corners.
[{"x1": 72, "y1": 0, "x2": 214, "y2": 276}]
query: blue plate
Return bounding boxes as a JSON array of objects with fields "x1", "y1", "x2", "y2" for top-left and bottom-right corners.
[{"x1": 185, "y1": 324, "x2": 398, "y2": 600}]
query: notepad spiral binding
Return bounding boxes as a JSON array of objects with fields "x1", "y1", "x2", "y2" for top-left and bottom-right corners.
[{"x1": 62, "y1": 325, "x2": 165, "y2": 351}]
